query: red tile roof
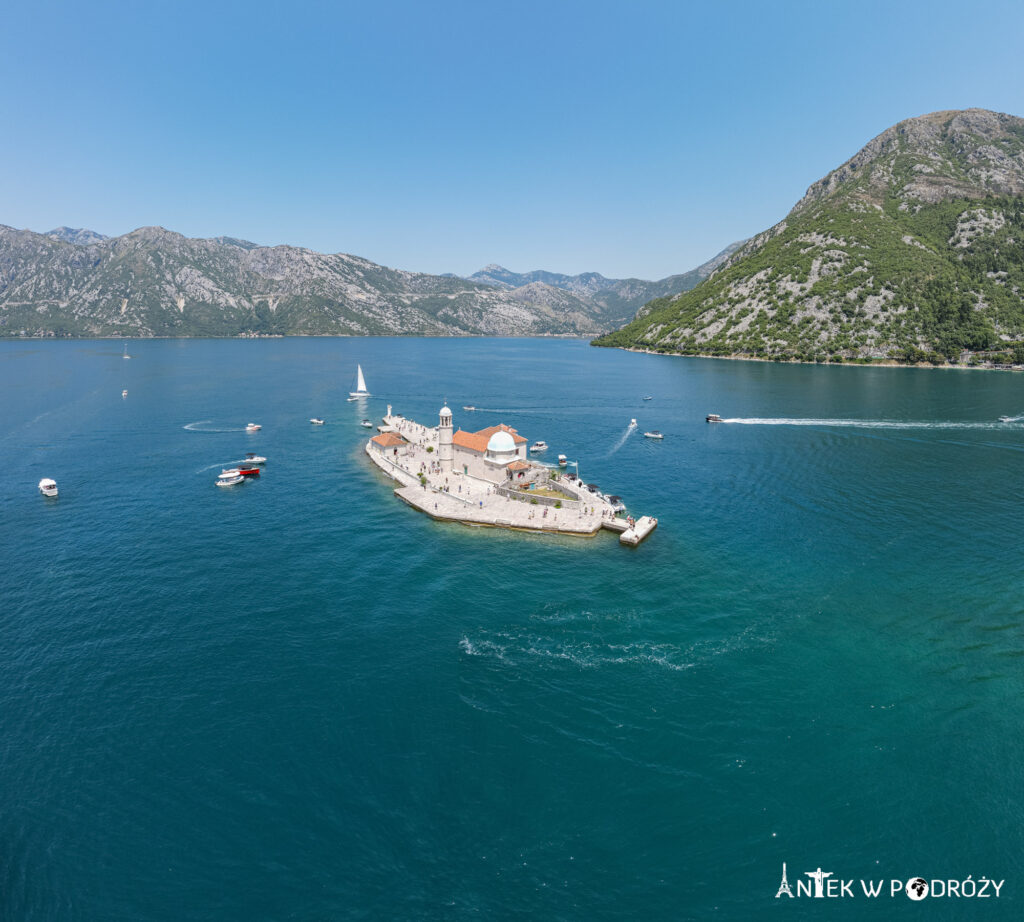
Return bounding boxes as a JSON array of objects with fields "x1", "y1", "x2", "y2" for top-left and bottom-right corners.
[
  {"x1": 371, "y1": 432, "x2": 408, "y2": 448},
  {"x1": 453, "y1": 423, "x2": 527, "y2": 454}
]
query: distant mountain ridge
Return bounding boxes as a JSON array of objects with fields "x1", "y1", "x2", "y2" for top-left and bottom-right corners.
[
  {"x1": 467, "y1": 242, "x2": 745, "y2": 320},
  {"x1": 595, "y1": 108, "x2": 1024, "y2": 364},
  {"x1": 1, "y1": 223, "x2": 742, "y2": 339}
]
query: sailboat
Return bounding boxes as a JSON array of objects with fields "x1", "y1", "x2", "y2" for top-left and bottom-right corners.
[{"x1": 348, "y1": 364, "x2": 371, "y2": 400}]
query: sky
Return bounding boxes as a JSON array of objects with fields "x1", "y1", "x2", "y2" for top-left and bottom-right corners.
[{"x1": 2, "y1": 0, "x2": 1023, "y2": 280}]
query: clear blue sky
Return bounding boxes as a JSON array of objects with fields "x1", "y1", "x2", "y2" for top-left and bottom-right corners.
[{"x1": 2, "y1": 0, "x2": 1023, "y2": 279}]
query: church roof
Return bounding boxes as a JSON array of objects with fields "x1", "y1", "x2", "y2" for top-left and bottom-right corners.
[
  {"x1": 506, "y1": 460, "x2": 531, "y2": 470},
  {"x1": 371, "y1": 432, "x2": 408, "y2": 448},
  {"x1": 453, "y1": 423, "x2": 526, "y2": 454}
]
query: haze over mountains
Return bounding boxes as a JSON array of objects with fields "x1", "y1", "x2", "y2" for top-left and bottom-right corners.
[
  {"x1": 0, "y1": 224, "x2": 738, "y2": 339},
  {"x1": 596, "y1": 108, "x2": 1024, "y2": 364}
]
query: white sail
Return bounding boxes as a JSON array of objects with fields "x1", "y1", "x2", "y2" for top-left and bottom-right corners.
[{"x1": 356, "y1": 365, "x2": 367, "y2": 393}]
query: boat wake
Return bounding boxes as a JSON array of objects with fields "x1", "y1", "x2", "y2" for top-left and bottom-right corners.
[
  {"x1": 608, "y1": 423, "x2": 637, "y2": 454},
  {"x1": 183, "y1": 420, "x2": 247, "y2": 433},
  {"x1": 721, "y1": 417, "x2": 1021, "y2": 430}
]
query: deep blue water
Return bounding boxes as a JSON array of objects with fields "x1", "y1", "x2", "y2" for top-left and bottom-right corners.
[{"x1": 2, "y1": 338, "x2": 1023, "y2": 920}]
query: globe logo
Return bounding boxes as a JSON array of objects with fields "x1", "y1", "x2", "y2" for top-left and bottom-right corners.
[{"x1": 906, "y1": 878, "x2": 929, "y2": 900}]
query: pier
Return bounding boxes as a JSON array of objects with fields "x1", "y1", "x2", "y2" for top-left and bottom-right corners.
[{"x1": 365, "y1": 405, "x2": 657, "y2": 545}]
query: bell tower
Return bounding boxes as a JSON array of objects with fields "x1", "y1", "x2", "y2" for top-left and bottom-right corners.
[{"x1": 438, "y1": 403, "x2": 453, "y2": 473}]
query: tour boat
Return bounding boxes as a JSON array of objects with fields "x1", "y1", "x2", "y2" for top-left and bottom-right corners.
[
  {"x1": 310, "y1": 417, "x2": 325, "y2": 425},
  {"x1": 245, "y1": 422, "x2": 262, "y2": 431},
  {"x1": 216, "y1": 470, "x2": 244, "y2": 487},
  {"x1": 558, "y1": 454, "x2": 567, "y2": 466},
  {"x1": 360, "y1": 419, "x2": 373, "y2": 428},
  {"x1": 529, "y1": 441, "x2": 548, "y2": 452},
  {"x1": 463, "y1": 405, "x2": 476, "y2": 411},
  {"x1": 629, "y1": 418, "x2": 637, "y2": 428},
  {"x1": 644, "y1": 430, "x2": 664, "y2": 439},
  {"x1": 244, "y1": 453, "x2": 267, "y2": 465},
  {"x1": 348, "y1": 364, "x2": 371, "y2": 399},
  {"x1": 38, "y1": 478, "x2": 58, "y2": 497},
  {"x1": 706, "y1": 414, "x2": 723, "y2": 423}
]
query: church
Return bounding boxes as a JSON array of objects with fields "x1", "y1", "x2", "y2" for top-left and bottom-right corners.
[{"x1": 437, "y1": 405, "x2": 534, "y2": 483}]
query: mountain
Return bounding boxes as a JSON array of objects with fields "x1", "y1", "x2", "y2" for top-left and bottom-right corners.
[
  {"x1": 468, "y1": 242, "x2": 745, "y2": 325},
  {"x1": 594, "y1": 109, "x2": 1024, "y2": 364},
  {"x1": 45, "y1": 226, "x2": 109, "y2": 246},
  {"x1": 0, "y1": 225, "x2": 610, "y2": 338}
]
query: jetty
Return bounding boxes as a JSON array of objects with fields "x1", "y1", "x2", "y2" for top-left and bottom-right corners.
[{"x1": 365, "y1": 404, "x2": 657, "y2": 545}]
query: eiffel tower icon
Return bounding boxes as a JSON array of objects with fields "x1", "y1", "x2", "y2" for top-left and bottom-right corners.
[{"x1": 775, "y1": 862, "x2": 794, "y2": 898}]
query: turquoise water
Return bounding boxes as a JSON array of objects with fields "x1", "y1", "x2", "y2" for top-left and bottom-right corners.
[{"x1": 2, "y1": 338, "x2": 1023, "y2": 920}]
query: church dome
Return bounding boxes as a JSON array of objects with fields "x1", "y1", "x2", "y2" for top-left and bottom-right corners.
[
  {"x1": 440, "y1": 405, "x2": 452, "y2": 416},
  {"x1": 486, "y1": 430, "x2": 516, "y2": 454}
]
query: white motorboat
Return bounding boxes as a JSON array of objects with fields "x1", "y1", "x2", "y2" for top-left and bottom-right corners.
[
  {"x1": 122, "y1": 389, "x2": 128, "y2": 398},
  {"x1": 607, "y1": 495, "x2": 627, "y2": 513},
  {"x1": 245, "y1": 422, "x2": 262, "y2": 431},
  {"x1": 244, "y1": 452, "x2": 267, "y2": 465},
  {"x1": 216, "y1": 470, "x2": 244, "y2": 487},
  {"x1": 463, "y1": 405, "x2": 476, "y2": 411},
  {"x1": 348, "y1": 364, "x2": 371, "y2": 399},
  {"x1": 629, "y1": 418, "x2": 637, "y2": 428},
  {"x1": 642, "y1": 396, "x2": 653, "y2": 401},
  {"x1": 360, "y1": 418, "x2": 373, "y2": 428},
  {"x1": 999, "y1": 415, "x2": 1014, "y2": 422},
  {"x1": 38, "y1": 478, "x2": 58, "y2": 497},
  {"x1": 310, "y1": 417, "x2": 325, "y2": 425},
  {"x1": 530, "y1": 441, "x2": 548, "y2": 452},
  {"x1": 558, "y1": 454, "x2": 567, "y2": 466},
  {"x1": 706, "y1": 414, "x2": 723, "y2": 423},
  {"x1": 122, "y1": 343, "x2": 130, "y2": 359},
  {"x1": 644, "y1": 430, "x2": 664, "y2": 440}
]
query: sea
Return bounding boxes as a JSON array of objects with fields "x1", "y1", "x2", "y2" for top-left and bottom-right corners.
[{"x1": 2, "y1": 337, "x2": 1023, "y2": 920}]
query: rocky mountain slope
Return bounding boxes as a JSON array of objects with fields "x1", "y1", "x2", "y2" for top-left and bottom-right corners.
[
  {"x1": 0, "y1": 225, "x2": 612, "y2": 338},
  {"x1": 595, "y1": 109, "x2": 1024, "y2": 363},
  {"x1": 468, "y1": 241, "x2": 744, "y2": 323}
]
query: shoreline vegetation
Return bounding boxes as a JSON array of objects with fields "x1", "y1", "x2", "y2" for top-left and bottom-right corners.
[{"x1": 597, "y1": 343, "x2": 1024, "y2": 371}]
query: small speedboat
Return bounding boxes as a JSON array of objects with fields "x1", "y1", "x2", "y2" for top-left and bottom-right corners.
[
  {"x1": 607, "y1": 495, "x2": 627, "y2": 513},
  {"x1": 644, "y1": 430, "x2": 664, "y2": 439},
  {"x1": 558, "y1": 454, "x2": 567, "y2": 467},
  {"x1": 463, "y1": 405, "x2": 476, "y2": 411},
  {"x1": 310, "y1": 417, "x2": 325, "y2": 425},
  {"x1": 706, "y1": 414, "x2": 723, "y2": 423},
  {"x1": 245, "y1": 423, "x2": 262, "y2": 431},
  {"x1": 122, "y1": 389, "x2": 128, "y2": 398},
  {"x1": 629, "y1": 418, "x2": 637, "y2": 428},
  {"x1": 122, "y1": 344, "x2": 130, "y2": 360},
  {"x1": 360, "y1": 419, "x2": 373, "y2": 428},
  {"x1": 216, "y1": 470, "x2": 244, "y2": 487},
  {"x1": 38, "y1": 478, "x2": 58, "y2": 497},
  {"x1": 530, "y1": 441, "x2": 548, "y2": 452},
  {"x1": 237, "y1": 467, "x2": 261, "y2": 478},
  {"x1": 999, "y1": 415, "x2": 1014, "y2": 422},
  {"x1": 642, "y1": 396, "x2": 653, "y2": 401},
  {"x1": 244, "y1": 453, "x2": 267, "y2": 465}
]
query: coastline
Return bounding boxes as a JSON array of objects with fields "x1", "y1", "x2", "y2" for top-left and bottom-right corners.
[{"x1": 611, "y1": 345, "x2": 1024, "y2": 372}]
